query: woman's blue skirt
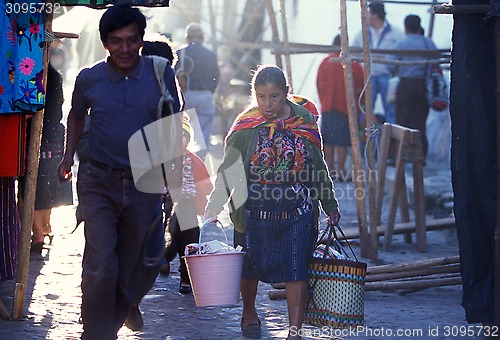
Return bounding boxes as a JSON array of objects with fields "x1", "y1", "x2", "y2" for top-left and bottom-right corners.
[{"x1": 234, "y1": 183, "x2": 316, "y2": 283}]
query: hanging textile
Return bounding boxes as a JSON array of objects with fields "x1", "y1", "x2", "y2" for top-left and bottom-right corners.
[
  {"x1": 0, "y1": 115, "x2": 27, "y2": 177},
  {"x1": 0, "y1": 177, "x2": 21, "y2": 282},
  {"x1": 56, "y1": 0, "x2": 170, "y2": 8},
  {"x1": 0, "y1": 0, "x2": 45, "y2": 115}
]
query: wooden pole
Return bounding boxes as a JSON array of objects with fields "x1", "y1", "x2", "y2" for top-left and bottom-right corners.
[
  {"x1": 279, "y1": 0, "x2": 293, "y2": 85},
  {"x1": 366, "y1": 264, "x2": 460, "y2": 282},
  {"x1": 358, "y1": 0, "x2": 378, "y2": 260},
  {"x1": 265, "y1": 0, "x2": 283, "y2": 68},
  {"x1": 433, "y1": 3, "x2": 494, "y2": 14},
  {"x1": 367, "y1": 255, "x2": 460, "y2": 274},
  {"x1": 339, "y1": 0, "x2": 370, "y2": 258},
  {"x1": 365, "y1": 276, "x2": 462, "y2": 291},
  {"x1": 269, "y1": 275, "x2": 462, "y2": 299},
  {"x1": 12, "y1": 1, "x2": 53, "y2": 320},
  {"x1": 427, "y1": 0, "x2": 437, "y2": 38}
]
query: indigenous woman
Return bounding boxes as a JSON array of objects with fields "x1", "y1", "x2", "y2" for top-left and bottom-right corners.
[{"x1": 205, "y1": 65, "x2": 340, "y2": 339}]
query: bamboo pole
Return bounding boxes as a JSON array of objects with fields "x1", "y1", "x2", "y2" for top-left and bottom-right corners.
[
  {"x1": 365, "y1": 276, "x2": 462, "y2": 291},
  {"x1": 279, "y1": 0, "x2": 292, "y2": 84},
  {"x1": 53, "y1": 32, "x2": 79, "y2": 39},
  {"x1": 333, "y1": 217, "x2": 455, "y2": 240},
  {"x1": 338, "y1": 0, "x2": 370, "y2": 258},
  {"x1": 265, "y1": 0, "x2": 283, "y2": 68},
  {"x1": 269, "y1": 275, "x2": 462, "y2": 299},
  {"x1": 329, "y1": 56, "x2": 450, "y2": 66},
  {"x1": 433, "y1": 3, "x2": 494, "y2": 15},
  {"x1": 427, "y1": 0, "x2": 437, "y2": 38},
  {"x1": 218, "y1": 40, "x2": 451, "y2": 57},
  {"x1": 12, "y1": 1, "x2": 53, "y2": 320},
  {"x1": 366, "y1": 264, "x2": 460, "y2": 282},
  {"x1": 380, "y1": 272, "x2": 461, "y2": 283},
  {"x1": 358, "y1": 0, "x2": 378, "y2": 260},
  {"x1": 367, "y1": 255, "x2": 460, "y2": 275}
]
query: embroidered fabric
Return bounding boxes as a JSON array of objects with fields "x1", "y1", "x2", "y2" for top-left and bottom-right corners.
[{"x1": 1, "y1": 0, "x2": 45, "y2": 115}]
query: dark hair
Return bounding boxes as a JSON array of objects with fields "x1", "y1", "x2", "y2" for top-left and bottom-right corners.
[
  {"x1": 185, "y1": 22, "x2": 204, "y2": 42},
  {"x1": 251, "y1": 65, "x2": 289, "y2": 94},
  {"x1": 142, "y1": 40, "x2": 177, "y2": 65},
  {"x1": 404, "y1": 14, "x2": 422, "y2": 34},
  {"x1": 99, "y1": 4, "x2": 146, "y2": 44},
  {"x1": 369, "y1": 2, "x2": 385, "y2": 21}
]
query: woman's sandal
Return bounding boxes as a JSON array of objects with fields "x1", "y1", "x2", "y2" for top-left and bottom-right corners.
[
  {"x1": 240, "y1": 317, "x2": 261, "y2": 339},
  {"x1": 30, "y1": 241, "x2": 44, "y2": 255}
]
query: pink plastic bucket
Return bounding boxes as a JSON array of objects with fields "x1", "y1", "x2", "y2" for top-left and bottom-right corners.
[
  {"x1": 183, "y1": 220, "x2": 245, "y2": 306},
  {"x1": 184, "y1": 251, "x2": 245, "y2": 306}
]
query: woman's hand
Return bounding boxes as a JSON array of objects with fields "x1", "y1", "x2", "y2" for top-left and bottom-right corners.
[
  {"x1": 204, "y1": 209, "x2": 218, "y2": 222},
  {"x1": 326, "y1": 209, "x2": 341, "y2": 226}
]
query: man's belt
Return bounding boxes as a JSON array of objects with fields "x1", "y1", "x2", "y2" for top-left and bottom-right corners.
[{"x1": 88, "y1": 158, "x2": 133, "y2": 178}]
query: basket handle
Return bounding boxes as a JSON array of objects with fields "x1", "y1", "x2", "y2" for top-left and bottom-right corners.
[
  {"x1": 316, "y1": 222, "x2": 359, "y2": 262},
  {"x1": 197, "y1": 219, "x2": 230, "y2": 255}
]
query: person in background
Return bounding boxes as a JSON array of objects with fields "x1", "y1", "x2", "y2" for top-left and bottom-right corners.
[
  {"x1": 57, "y1": 4, "x2": 183, "y2": 339},
  {"x1": 142, "y1": 36, "x2": 177, "y2": 66},
  {"x1": 205, "y1": 65, "x2": 340, "y2": 340},
  {"x1": 352, "y1": 1, "x2": 404, "y2": 124},
  {"x1": 21, "y1": 64, "x2": 74, "y2": 255},
  {"x1": 160, "y1": 112, "x2": 213, "y2": 294},
  {"x1": 387, "y1": 14, "x2": 438, "y2": 159},
  {"x1": 316, "y1": 35, "x2": 364, "y2": 181},
  {"x1": 175, "y1": 23, "x2": 220, "y2": 159}
]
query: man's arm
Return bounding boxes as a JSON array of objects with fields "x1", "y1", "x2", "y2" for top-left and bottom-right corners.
[{"x1": 58, "y1": 110, "x2": 85, "y2": 181}]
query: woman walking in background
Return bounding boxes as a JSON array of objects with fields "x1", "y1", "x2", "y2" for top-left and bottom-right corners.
[{"x1": 21, "y1": 64, "x2": 73, "y2": 254}]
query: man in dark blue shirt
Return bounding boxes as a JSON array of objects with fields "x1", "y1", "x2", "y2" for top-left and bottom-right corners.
[
  {"x1": 176, "y1": 23, "x2": 220, "y2": 159},
  {"x1": 58, "y1": 4, "x2": 182, "y2": 339}
]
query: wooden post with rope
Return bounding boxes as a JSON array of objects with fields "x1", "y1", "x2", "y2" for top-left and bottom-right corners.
[
  {"x1": 12, "y1": 1, "x2": 53, "y2": 320},
  {"x1": 339, "y1": 0, "x2": 370, "y2": 257},
  {"x1": 357, "y1": 0, "x2": 379, "y2": 260}
]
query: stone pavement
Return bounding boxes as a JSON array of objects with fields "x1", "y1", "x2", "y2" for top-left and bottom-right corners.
[
  {"x1": 0, "y1": 134, "x2": 476, "y2": 339},
  {"x1": 0, "y1": 203, "x2": 473, "y2": 340}
]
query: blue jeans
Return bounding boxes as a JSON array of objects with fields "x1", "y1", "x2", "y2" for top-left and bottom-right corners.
[
  {"x1": 371, "y1": 74, "x2": 395, "y2": 124},
  {"x1": 77, "y1": 162, "x2": 163, "y2": 340}
]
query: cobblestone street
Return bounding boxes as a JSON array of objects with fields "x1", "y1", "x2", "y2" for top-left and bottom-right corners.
[
  {"x1": 0, "y1": 188, "x2": 477, "y2": 339},
  {"x1": 0, "y1": 135, "x2": 477, "y2": 339}
]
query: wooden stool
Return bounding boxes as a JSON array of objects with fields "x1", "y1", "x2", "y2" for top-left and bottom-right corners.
[{"x1": 375, "y1": 123, "x2": 427, "y2": 252}]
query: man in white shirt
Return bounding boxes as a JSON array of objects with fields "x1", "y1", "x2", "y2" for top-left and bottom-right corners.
[{"x1": 352, "y1": 1, "x2": 404, "y2": 124}]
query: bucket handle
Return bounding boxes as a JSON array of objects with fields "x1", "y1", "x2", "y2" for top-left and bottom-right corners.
[{"x1": 197, "y1": 219, "x2": 230, "y2": 255}]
